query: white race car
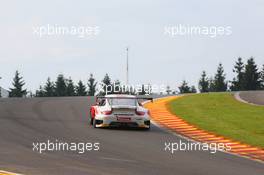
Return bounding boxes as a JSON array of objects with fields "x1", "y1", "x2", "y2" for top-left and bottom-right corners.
[{"x1": 90, "y1": 94, "x2": 152, "y2": 130}]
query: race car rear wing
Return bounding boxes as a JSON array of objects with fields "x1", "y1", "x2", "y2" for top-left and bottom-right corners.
[{"x1": 95, "y1": 96, "x2": 153, "y2": 102}]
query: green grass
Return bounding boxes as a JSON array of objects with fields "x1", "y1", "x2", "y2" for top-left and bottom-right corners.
[{"x1": 168, "y1": 93, "x2": 264, "y2": 148}]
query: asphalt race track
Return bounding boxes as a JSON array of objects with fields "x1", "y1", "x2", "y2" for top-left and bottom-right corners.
[
  {"x1": 0, "y1": 97, "x2": 263, "y2": 175},
  {"x1": 238, "y1": 91, "x2": 264, "y2": 105}
]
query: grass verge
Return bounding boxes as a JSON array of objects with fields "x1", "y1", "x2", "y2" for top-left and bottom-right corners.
[{"x1": 168, "y1": 93, "x2": 264, "y2": 148}]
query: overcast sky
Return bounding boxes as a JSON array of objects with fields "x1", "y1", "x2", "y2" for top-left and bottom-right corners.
[{"x1": 0, "y1": 0, "x2": 264, "y2": 92}]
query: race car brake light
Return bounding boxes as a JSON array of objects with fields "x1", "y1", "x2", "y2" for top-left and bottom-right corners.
[
  {"x1": 101, "y1": 110, "x2": 112, "y2": 115},
  {"x1": 135, "y1": 109, "x2": 145, "y2": 116}
]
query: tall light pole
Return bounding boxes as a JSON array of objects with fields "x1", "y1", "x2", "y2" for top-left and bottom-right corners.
[{"x1": 126, "y1": 47, "x2": 129, "y2": 85}]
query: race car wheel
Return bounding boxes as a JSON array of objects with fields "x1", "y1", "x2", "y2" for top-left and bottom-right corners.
[
  {"x1": 145, "y1": 122, "x2": 151, "y2": 130},
  {"x1": 145, "y1": 125, "x2": 150, "y2": 130},
  {"x1": 90, "y1": 117, "x2": 94, "y2": 125},
  {"x1": 93, "y1": 119, "x2": 97, "y2": 128},
  {"x1": 144, "y1": 121, "x2": 151, "y2": 130}
]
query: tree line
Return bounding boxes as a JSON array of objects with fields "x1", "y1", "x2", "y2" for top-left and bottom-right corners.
[
  {"x1": 199, "y1": 57, "x2": 264, "y2": 92},
  {"x1": 178, "y1": 57, "x2": 264, "y2": 93},
  {"x1": 3, "y1": 57, "x2": 264, "y2": 97},
  {"x1": 6, "y1": 72, "x2": 130, "y2": 97},
  {"x1": 35, "y1": 74, "x2": 97, "y2": 97},
  {"x1": 7, "y1": 72, "x2": 97, "y2": 97}
]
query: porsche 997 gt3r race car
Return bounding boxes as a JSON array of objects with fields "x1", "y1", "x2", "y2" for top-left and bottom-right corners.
[{"x1": 90, "y1": 94, "x2": 152, "y2": 130}]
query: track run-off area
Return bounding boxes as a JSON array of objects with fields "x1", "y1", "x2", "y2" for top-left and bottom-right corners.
[
  {"x1": 145, "y1": 94, "x2": 264, "y2": 162},
  {"x1": 0, "y1": 94, "x2": 264, "y2": 175}
]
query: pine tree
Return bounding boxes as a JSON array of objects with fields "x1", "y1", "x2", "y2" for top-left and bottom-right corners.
[
  {"x1": 100, "y1": 74, "x2": 111, "y2": 95},
  {"x1": 138, "y1": 84, "x2": 147, "y2": 95},
  {"x1": 28, "y1": 91, "x2": 33, "y2": 98},
  {"x1": 261, "y1": 64, "x2": 264, "y2": 89},
  {"x1": 191, "y1": 86, "x2": 197, "y2": 93},
  {"x1": 35, "y1": 86, "x2": 45, "y2": 97},
  {"x1": 198, "y1": 71, "x2": 209, "y2": 93},
  {"x1": 243, "y1": 57, "x2": 261, "y2": 90},
  {"x1": 230, "y1": 57, "x2": 245, "y2": 91},
  {"x1": 44, "y1": 77, "x2": 55, "y2": 97},
  {"x1": 144, "y1": 84, "x2": 152, "y2": 95},
  {"x1": 208, "y1": 77, "x2": 215, "y2": 92},
  {"x1": 178, "y1": 80, "x2": 191, "y2": 94},
  {"x1": 9, "y1": 70, "x2": 27, "y2": 97},
  {"x1": 55, "y1": 74, "x2": 67, "y2": 96},
  {"x1": 88, "y1": 74, "x2": 97, "y2": 96},
  {"x1": 213, "y1": 63, "x2": 227, "y2": 92},
  {"x1": 0, "y1": 76, "x2": 2, "y2": 98},
  {"x1": 76, "y1": 80, "x2": 87, "y2": 96},
  {"x1": 66, "y1": 78, "x2": 76, "y2": 96},
  {"x1": 166, "y1": 85, "x2": 172, "y2": 95},
  {"x1": 112, "y1": 80, "x2": 121, "y2": 94}
]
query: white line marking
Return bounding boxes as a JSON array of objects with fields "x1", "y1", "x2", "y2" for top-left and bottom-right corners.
[
  {"x1": 234, "y1": 92, "x2": 264, "y2": 106},
  {"x1": 100, "y1": 157, "x2": 137, "y2": 163},
  {"x1": 0, "y1": 170, "x2": 23, "y2": 175}
]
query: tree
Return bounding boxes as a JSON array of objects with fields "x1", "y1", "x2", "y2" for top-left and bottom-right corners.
[
  {"x1": 138, "y1": 84, "x2": 147, "y2": 95},
  {"x1": 112, "y1": 80, "x2": 121, "y2": 94},
  {"x1": 0, "y1": 76, "x2": 2, "y2": 98},
  {"x1": 213, "y1": 63, "x2": 227, "y2": 92},
  {"x1": 28, "y1": 91, "x2": 33, "y2": 98},
  {"x1": 100, "y1": 74, "x2": 111, "y2": 95},
  {"x1": 178, "y1": 80, "x2": 191, "y2": 94},
  {"x1": 198, "y1": 71, "x2": 209, "y2": 93},
  {"x1": 66, "y1": 78, "x2": 76, "y2": 96},
  {"x1": 55, "y1": 74, "x2": 67, "y2": 96},
  {"x1": 243, "y1": 57, "x2": 261, "y2": 90},
  {"x1": 35, "y1": 86, "x2": 45, "y2": 97},
  {"x1": 44, "y1": 77, "x2": 55, "y2": 97},
  {"x1": 166, "y1": 85, "x2": 172, "y2": 95},
  {"x1": 76, "y1": 80, "x2": 87, "y2": 96},
  {"x1": 230, "y1": 57, "x2": 245, "y2": 91},
  {"x1": 88, "y1": 74, "x2": 97, "y2": 96},
  {"x1": 9, "y1": 70, "x2": 27, "y2": 97},
  {"x1": 144, "y1": 84, "x2": 152, "y2": 95},
  {"x1": 208, "y1": 77, "x2": 215, "y2": 92},
  {"x1": 191, "y1": 86, "x2": 197, "y2": 93},
  {"x1": 261, "y1": 64, "x2": 264, "y2": 89}
]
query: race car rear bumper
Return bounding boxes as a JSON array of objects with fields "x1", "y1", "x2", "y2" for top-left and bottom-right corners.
[
  {"x1": 95, "y1": 119, "x2": 150, "y2": 128},
  {"x1": 94, "y1": 115, "x2": 150, "y2": 128}
]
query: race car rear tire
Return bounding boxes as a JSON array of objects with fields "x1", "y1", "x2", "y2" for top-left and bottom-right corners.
[
  {"x1": 89, "y1": 111, "x2": 94, "y2": 125},
  {"x1": 93, "y1": 119, "x2": 97, "y2": 128},
  {"x1": 145, "y1": 122, "x2": 151, "y2": 130},
  {"x1": 145, "y1": 125, "x2": 150, "y2": 130},
  {"x1": 90, "y1": 117, "x2": 94, "y2": 125},
  {"x1": 144, "y1": 121, "x2": 151, "y2": 130}
]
